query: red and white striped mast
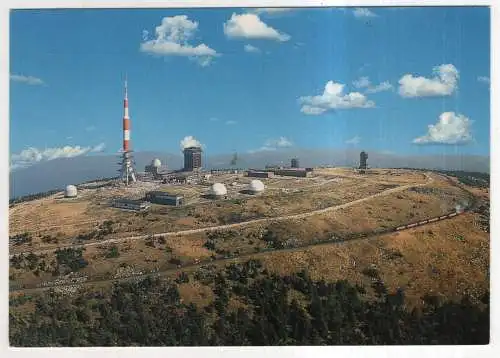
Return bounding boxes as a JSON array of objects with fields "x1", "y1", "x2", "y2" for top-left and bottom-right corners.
[
  {"x1": 123, "y1": 77, "x2": 130, "y2": 152},
  {"x1": 120, "y1": 75, "x2": 137, "y2": 185}
]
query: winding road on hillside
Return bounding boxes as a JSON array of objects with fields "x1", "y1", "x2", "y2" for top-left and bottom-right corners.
[
  {"x1": 10, "y1": 172, "x2": 484, "y2": 295},
  {"x1": 11, "y1": 195, "x2": 474, "y2": 295},
  {"x1": 9, "y1": 173, "x2": 434, "y2": 258}
]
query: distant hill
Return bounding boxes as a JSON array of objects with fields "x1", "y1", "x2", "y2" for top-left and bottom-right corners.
[{"x1": 9, "y1": 149, "x2": 490, "y2": 199}]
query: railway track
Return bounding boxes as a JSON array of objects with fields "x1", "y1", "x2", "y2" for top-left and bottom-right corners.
[
  {"x1": 9, "y1": 203, "x2": 472, "y2": 295},
  {"x1": 11, "y1": 171, "x2": 482, "y2": 295}
]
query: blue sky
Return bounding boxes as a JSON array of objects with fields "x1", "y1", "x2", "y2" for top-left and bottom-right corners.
[{"x1": 9, "y1": 6, "x2": 490, "y2": 170}]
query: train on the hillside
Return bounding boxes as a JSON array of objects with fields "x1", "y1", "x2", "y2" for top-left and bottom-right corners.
[{"x1": 395, "y1": 211, "x2": 461, "y2": 231}]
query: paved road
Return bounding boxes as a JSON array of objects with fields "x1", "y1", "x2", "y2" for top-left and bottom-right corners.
[{"x1": 9, "y1": 174, "x2": 434, "y2": 258}]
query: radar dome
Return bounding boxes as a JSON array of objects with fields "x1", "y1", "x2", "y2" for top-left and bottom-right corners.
[
  {"x1": 152, "y1": 158, "x2": 162, "y2": 167},
  {"x1": 248, "y1": 179, "x2": 265, "y2": 193},
  {"x1": 209, "y1": 183, "x2": 227, "y2": 197},
  {"x1": 64, "y1": 185, "x2": 77, "y2": 198}
]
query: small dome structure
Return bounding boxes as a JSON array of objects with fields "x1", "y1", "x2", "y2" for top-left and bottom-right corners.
[
  {"x1": 152, "y1": 158, "x2": 162, "y2": 167},
  {"x1": 248, "y1": 179, "x2": 265, "y2": 193},
  {"x1": 209, "y1": 183, "x2": 227, "y2": 197},
  {"x1": 64, "y1": 185, "x2": 78, "y2": 198}
]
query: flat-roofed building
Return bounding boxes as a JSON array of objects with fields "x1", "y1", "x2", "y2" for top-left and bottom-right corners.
[
  {"x1": 145, "y1": 191, "x2": 184, "y2": 206},
  {"x1": 112, "y1": 199, "x2": 151, "y2": 211},
  {"x1": 273, "y1": 168, "x2": 312, "y2": 177},
  {"x1": 247, "y1": 170, "x2": 274, "y2": 178}
]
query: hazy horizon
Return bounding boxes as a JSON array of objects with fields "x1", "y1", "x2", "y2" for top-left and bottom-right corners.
[{"x1": 9, "y1": 148, "x2": 490, "y2": 199}]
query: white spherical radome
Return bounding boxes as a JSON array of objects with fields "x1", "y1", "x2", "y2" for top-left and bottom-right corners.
[
  {"x1": 64, "y1": 185, "x2": 78, "y2": 198},
  {"x1": 152, "y1": 158, "x2": 162, "y2": 167},
  {"x1": 209, "y1": 183, "x2": 227, "y2": 196},
  {"x1": 248, "y1": 179, "x2": 265, "y2": 193}
]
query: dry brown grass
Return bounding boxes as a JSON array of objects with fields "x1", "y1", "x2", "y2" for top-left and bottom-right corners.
[
  {"x1": 258, "y1": 212, "x2": 489, "y2": 306},
  {"x1": 9, "y1": 173, "x2": 393, "y2": 246},
  {"x1": 178, "y1": 281, "x2": 214, "y2": 308},
  {"x1": 10, "y1": 169, "x2": 486, "y2": 309}
]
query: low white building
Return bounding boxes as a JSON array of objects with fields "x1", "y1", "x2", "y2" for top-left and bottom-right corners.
[{"x1": 112, "y1": 199, "x2": 151, "y2": 212}]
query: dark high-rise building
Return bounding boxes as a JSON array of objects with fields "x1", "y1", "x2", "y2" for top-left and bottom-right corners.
[
  {"x1": 183, "y1": 147, "x2": 202, "y2": 171},
  {"x1": 359, "y1": 151, "x2": 368, "y2": 170},
  {"x1": 291, "y1": 158, "x2": 299, "y2": 168}
]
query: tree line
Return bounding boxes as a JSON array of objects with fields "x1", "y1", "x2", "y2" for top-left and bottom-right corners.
[{"x1": 9, "y1": 259, "x2": 489, "y2": 346}]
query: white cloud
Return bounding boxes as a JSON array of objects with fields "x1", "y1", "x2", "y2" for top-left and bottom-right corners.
[
  {"x1": 10, "y1": 143, "x2": 106, "y2": 171},
  {"x1": 366, "y1": 81, "x2": 393, "y2": 94},
  {"x1": 266, "y1": 136, "x2": 293, "y2": 148},
  {"x1": 252, "y1": 8, "x2": 294, "y2": 15},
  {"x1": 413, "y1": 112, "x2": 473, "y2": 145},
  {"x1": 248, "y1": 146, "x2": 276, "y2": 154},
  {"x1": 353, "y1": 77, "x2": 393, "y2": 93},
  {"x1": 224, "y1": 13, "x2": 290, "y2": 42},
  {"x1": 353, "y1": 76, "x2": 371, "y2": 88},
  {"x1": 180, "y1": 135, "x2": 203, "y2": 150},
  {"x1": 85, "y1": 125, "x2": 96, "y2": 132},
  {"x1": 249, "y1": 136, "x2": 293, "y2": 153},
  {"x1": 353, "y1": 8, "x2": 378, "y2": 18},
  {"x1": 142, "y1": 29, "x2": 149, "y2": 41},
  {"x1": 91, "y1": 143, "x2": 106, "y2": 152},
  {"x1": 244, "y1": 44, "x2": 261, "y2": 53},
  {"x1": 209, "y1": 117, "x2": 219, "y2": 122},
  {"x1": 299, "y1": 81, "x2": 375, "y2": 115},
  {"x1": 345, "y1": 136, "x2": 361, "y2": 145},
  {"x1": 140, "y1": 15, "x2": 219, "y2": 67},
  {"x1": 477, "y1": 76, "x2": 490, "y2": 84},
  {"x1": 10, "y1": 74, "x2": 44, "y2": 85},
  {"x1": 225, "y1": 120, "x2": 237, "y2": 125},
  {"x1": 398, "y1": 64, "x2": 459, "y2": 98}
]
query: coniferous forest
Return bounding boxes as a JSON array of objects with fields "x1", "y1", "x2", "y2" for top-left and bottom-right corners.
[{"x1": 9, "y1": 259, "x2": 489, "y2": 346}]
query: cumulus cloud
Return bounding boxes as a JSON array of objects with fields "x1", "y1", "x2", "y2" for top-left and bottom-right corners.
[
  {"x1": 140, "y1": 15, "x2": 219, "y2": 67},
  {"x1": 353, "y1": 8, "x2": 378, "y2": 18},
  {"x1": 353, "y1": 77, "x2": 393, "y2": 93},
  {"x1": 345, "y1": 136, "x2": 361, "y2": 145},
  {"x1": 353, "y1": 76, "x2": 371, "y2": 89},
  {"x1": 10, "y1": 74, "x2": 44, "y2": 85},
  {"x1": 224, "y1": 13, "x2": 290, "y2": 42},
  {"x1": 180, "y1": 135, "x2": 203, "y2": 150},
  {"x1": 398, "y1": 64, "x2": 459, "y2": 98},
  {"x1": 413, "y1": 112, "x2": 473, "y2": 145},
  {"x1": 244, "y1": 44, "x2": 261, "y2": 53},
  {"x1": 478, "y1": 76, "x2": 490, "y2": 84},
  {"x1": 249, "y1": 136, "x2": 293, "y2": 153},
  {"x1": 266, "y1": 136, "x2": 293, "y2": 148},
  {"x1": 10, "y1": 143, "x2": 106, "y2": 171},
  {"x1": 91, "y1": 143, "x2": 106, "y2": 152},
  {"x1": 252, "y1": 8, "x2": 295, "y2": 15},
  {"x1": 366, "y1": 81, "x2": 393, "y2": 94},
  {"x1": 299, "y1": 81, "x2": 375, "y2": 115}
]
